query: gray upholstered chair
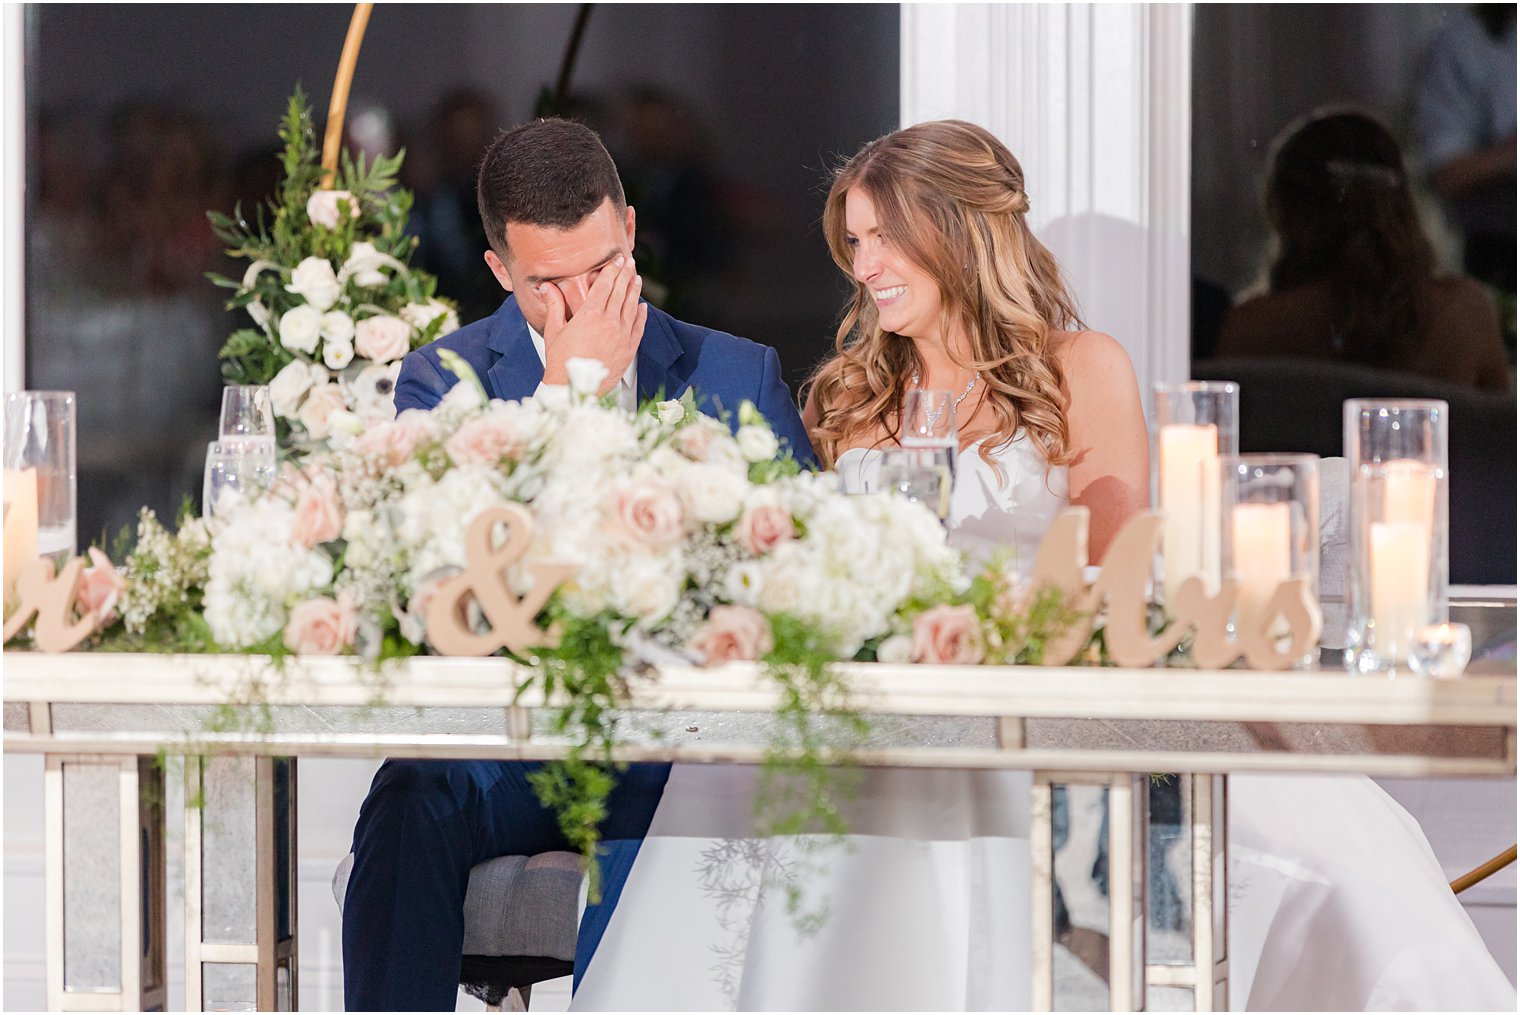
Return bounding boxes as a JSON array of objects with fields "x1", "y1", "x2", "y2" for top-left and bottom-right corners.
[{"x1": 333, "y1": 851, "x2": 583, "y2": 1011}]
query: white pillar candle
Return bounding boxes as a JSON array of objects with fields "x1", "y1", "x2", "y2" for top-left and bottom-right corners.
[
  {"x1": 1160, "y1": 423, "x2": 1221, "y2": 603},
  {"x1": 1382, "y1": 459, "x2": 1436, "y2": 529},
  {"x1": 1232, "y1": 501, "x2": 1291, "y2": 636},
  {"x1": 4, "y1": 467, "x2": 39, "y2": 604},
  {"x1": 1370, "y1": 520, "x2": 1430, "y2": 661}
]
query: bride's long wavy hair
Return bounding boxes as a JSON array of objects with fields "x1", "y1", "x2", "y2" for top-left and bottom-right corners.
[{"x1": 804, "y1": 120, "x2": 1082, "y2": 470}]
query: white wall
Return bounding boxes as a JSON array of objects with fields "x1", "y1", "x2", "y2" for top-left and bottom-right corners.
[{"x1": 901, "y1": 2, "x2": 1193, "y2": 399}]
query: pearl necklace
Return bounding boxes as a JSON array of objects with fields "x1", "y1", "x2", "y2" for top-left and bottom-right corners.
[{"x1": 910, "y1": 371, "x2": 979, "y2": 427}]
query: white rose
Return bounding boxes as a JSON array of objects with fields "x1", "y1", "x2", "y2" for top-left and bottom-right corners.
[
  {"x1": 612, "y1": 554, "x2": 683, "y2": 623},
  {"x1": 298, "y1": 383, "x2": 348, "y2": 441},
  {"x1": 655, "y1": 400, "x2": 685, "y2": 426},
  {"x1": 306, "y1": 189, "x2": 359, "y2": 229},
  {"x1": 876, "y1": 634, "x2": 914, "y2": 665},
  {"x1": 320, "y1": 310, "x2": 355, "y2": 345},
  {"x1": 354, "y1": 314, "x2": 413, "y2": 363},
  {"x1": 342, "y1": 240, "x2": 390, "y2": 288},
  {"x1": 270, "y1": 359, "x2": 318, "y2": 417},
  {"x1": 565, "y1": 357, "x2": 609, "y2": 397},
  {"x1": 286, "y1": 256, "x2": 342, "y2": 312},
  {"x1": 325, "y1": 404, "x2": 363, "y2": 437},
  {"x1": 400, "y1": 299, "x2": 460, "y2": 337},
  {"x1": 679, "y1": 464, "x2": 748, "y2": 524},
  {"x1": 323, "y1": 337, "x2": 355, "y2": 370},
  {"x1": 278, "y1": 304, "x2": 322, "y2": 354},
  {"x1": 736, "y1": 424, "x2": 780, "y2": 463}
]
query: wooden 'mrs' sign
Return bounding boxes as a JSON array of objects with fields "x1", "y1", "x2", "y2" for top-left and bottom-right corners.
[
  {"x1": 424, "y1": 504, "x2": 577, "y2": 656},
  {"x1": 1030, "y1": 508, "x2": 1323, "y2": 670},
  {"x1": 3, "y1": 556, "x2": 107, "y2": 653}
]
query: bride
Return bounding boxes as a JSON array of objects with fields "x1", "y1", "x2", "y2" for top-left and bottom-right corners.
[{"x1": 572, "y1": 120, "x2": 1514, "y2": 1010}]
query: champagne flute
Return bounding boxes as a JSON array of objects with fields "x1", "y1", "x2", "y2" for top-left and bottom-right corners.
[
  {"x1": 903, "y1": 389, "x2": 958, "y2": 451},
  {"x1": 219, "y1": 385, "x2": 277, "y2": 451}
]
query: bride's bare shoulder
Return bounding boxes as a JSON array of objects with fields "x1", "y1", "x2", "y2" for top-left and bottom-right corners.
[{"x1": 1048, "y1": 329, "x2": 1139, "y2": 398}]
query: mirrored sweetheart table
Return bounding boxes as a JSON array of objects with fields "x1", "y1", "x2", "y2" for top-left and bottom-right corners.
[{"x1": 5, "y1": 649, "x2": 1515, "y2": 1012}]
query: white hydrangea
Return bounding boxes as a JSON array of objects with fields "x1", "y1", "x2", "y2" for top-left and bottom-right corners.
[{"x1": 204, "y1": 500, "x2": 334, "y2": 647}]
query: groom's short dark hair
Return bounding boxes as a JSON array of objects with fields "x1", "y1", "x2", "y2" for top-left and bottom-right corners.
[{"x1": 476, "y1": 118, "x2": 628, "y2": 258}]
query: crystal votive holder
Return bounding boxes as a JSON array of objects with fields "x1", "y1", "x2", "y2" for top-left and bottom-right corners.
[{"x1": 1409, "y1": 622, "x2": 1472, "y2": 679}]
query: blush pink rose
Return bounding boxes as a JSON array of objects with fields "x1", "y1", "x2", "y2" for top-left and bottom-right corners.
[
  {"x1": 354, "y1": 314, "x2": 413, "y2": 363},
  {"x1": 445, "y1": 414, "x2": 524, "y2": 466},
  {"x1": 77, "y1": 547, "x2": 125, "y2": 624},
  {"x1": 283, "y1": 593, "x2": 358, "y2": 655},
  {"x1": 291, "y1": 473, "x2": 344, "y2": 548},
  {"x1": 355, "y1": 416, "x2": 429, "y2": 468},
  {"x1": 735, "y1": 502, "x2": 794, "y2": 556},
  {"x1": 606, "y1": 481, "x2": 685, "y2": 550},
  {"x1": 676, "y1": 424, "x2": 715, "y2": 461},
  {"x1": 910, "y1": 604, "x2": 986, "y2": 665},
  {"x1": 688, "y1": 605, "x2": 774, "y2": 665}
]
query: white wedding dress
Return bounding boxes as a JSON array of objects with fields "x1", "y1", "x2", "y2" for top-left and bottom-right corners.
[{"x1": 572, "y1": 436, "x2": 1514, "y2": 1011}]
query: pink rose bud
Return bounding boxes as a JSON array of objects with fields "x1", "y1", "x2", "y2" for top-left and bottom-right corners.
[
  {"x1": 687, "y1": 605, "x2": 774, "y2": 665},
  {"x1": 77, "y1": 547, "x2": 126, "y2": 624},
  {"x1": 283, "y1": 593, "x2": 358, "y2": 655},
  {"x1": 910, "y1": 604, "x2": 986, "y2": 665}
]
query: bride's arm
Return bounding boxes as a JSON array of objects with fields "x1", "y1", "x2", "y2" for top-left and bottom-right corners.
[{"x1": 1057, "y1": 331, "x2": 1150, "y2": 561}]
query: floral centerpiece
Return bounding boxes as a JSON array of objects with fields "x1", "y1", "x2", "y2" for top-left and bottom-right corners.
[
  {"x1": 209, "y1": 88, "x2": 459, "y2": 452},
  {"x1": 60, "y1": 357, "x2": 1080, "y2": 883}
]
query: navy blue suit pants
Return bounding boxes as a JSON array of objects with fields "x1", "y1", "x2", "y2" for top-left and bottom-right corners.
[{"x1": 341, "y1": 759, "x2": 670, "y2": 1010}]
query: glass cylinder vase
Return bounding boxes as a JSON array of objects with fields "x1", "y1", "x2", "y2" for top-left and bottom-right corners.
[
  {"x1": 1222, "y1": 454, "x2": 1320, "y2": 666},
  {"x1": 1152, "y1": 381, "x2": 1239, "y2": 607},
  {"x1": 4, "y1": 390, "x2": 77, "y2": 603},
  {"x1": 1344, "y1": 399, "x2": 1448, "y2": 674}
]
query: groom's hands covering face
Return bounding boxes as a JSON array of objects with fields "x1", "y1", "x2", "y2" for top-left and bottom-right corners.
[{"x1": 539, "y1": 256, "x2": 648, "y2": 395}]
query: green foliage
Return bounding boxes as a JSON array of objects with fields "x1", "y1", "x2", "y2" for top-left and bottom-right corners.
[
  {"x1": 205, "y1": 86, "x2": 454, "y2": 392},
  {"x1": 755, "y1": 613, "x2": 872, "y2": 926},
  {"x1": 521, "y1": 611, "x2": 630, "y2": 901}
]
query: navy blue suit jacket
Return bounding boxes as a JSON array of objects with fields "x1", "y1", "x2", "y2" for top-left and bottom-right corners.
[{"x1": 394, "y1": 294, "x2": 817, "y2": 467}]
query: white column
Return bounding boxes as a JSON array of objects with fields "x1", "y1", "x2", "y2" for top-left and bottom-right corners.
[
  {"x1": 2, "y1": 3, "x2": 25, "y2": 393},
  {"x1": 900, "y1": 2, "x2": 1193, "y2": 400}
]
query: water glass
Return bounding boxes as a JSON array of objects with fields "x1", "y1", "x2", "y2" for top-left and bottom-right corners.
[
  {"x1": 4, "y1": 391, "x2": 76, "y2": 597},
  {"x1": 219, "y1": 385, "x2": 276, "y2": 447},
  {"x1": 203, "y1": 441, "x2": 276, "y2": 519},
  {"x1": 878, "y1": 447, "x2": 953, "y2": 521}
]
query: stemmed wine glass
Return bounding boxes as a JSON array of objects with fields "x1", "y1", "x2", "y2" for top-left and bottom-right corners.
[{"x1": 203, "y1": 386, "x2": 277, "y2": 518}]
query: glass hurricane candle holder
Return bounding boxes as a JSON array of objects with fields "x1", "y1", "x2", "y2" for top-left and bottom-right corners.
[
  {"x1": 1344, "y1": 399, "x2": 1448, "y2": 674},
  {"x1": 1222, "y1": 454, "x2": 1320, "y2": 666},
  {"x1": 1152, "y1": 381, "x2": 1239, "y2": 608},
  {"x1": 4, "y1": 391, "x2": 77, "y2": 602}
]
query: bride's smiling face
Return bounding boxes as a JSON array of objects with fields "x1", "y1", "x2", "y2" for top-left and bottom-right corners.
[{"x1": 844, "y1": 187, "x2": 944, "y2": 343}]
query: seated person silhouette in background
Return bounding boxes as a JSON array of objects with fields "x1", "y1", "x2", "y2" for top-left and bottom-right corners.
[
  {"x1": 1415, "y1": 4, "x2": 1516, "y2": 296},
  {"x1": 1216, "y1": 108, "x2": 1511, "y2": 393}
]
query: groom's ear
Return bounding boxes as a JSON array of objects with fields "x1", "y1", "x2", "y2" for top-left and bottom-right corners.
[
  {"x1": 484, "y1": 249, "x2": 514, "y2": 293},
  {"x1": 624, "y1": 205, "x2": 636, "y2": 249}
]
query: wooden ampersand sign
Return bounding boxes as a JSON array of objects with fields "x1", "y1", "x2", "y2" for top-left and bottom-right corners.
[
  {"x1": 1030, "y1": 508, "x2": 1323, "y2": 671},
  {"x1": 424, "y1": 504, "x2": 577, "y2": 656},
  {"x1": 3, "y1": 556, "x2": 106, "y2": 653}
]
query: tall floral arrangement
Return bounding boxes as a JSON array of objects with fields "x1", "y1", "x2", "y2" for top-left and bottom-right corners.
[{"x1": 208, "y1": 87, "x2": 459, "y2": 452}]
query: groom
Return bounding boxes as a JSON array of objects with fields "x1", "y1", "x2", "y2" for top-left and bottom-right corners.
[{"x1": 343, "y1": 118, "x2": 814, "y2": 1010}]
